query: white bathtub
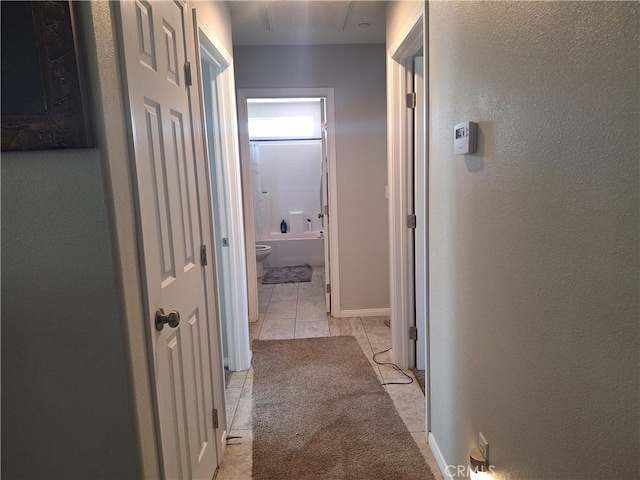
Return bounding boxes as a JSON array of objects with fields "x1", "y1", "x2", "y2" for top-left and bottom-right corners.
[{"x1": 259, "y1": 235, "x2": 324, "y2": 268}]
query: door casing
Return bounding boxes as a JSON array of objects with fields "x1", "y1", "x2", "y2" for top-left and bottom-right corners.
[
  {"x1": 414, "y1": 55, "x2": 427, "y2": 371},
  {"x1": 386, "y1": 1, "x2": 430, "y2": 435},
  {"x1": 237, "y1": 87, "x2": 341, "y2": 318},
  {"x1": 192, "y1": 12, "x2": 251, "y2": 374}
]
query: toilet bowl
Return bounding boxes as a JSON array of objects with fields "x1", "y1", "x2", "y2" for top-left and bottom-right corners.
[{"x1": 255, "y1": 245, "x2": 272, "y2": 277}]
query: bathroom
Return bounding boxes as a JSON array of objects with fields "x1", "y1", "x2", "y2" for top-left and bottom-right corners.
[{"x1": 248, "y1": 97, "x2": 326, "y2": 277}]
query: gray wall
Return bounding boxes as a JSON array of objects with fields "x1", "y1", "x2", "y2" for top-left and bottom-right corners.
[
  {"x1": 428, "y1": 2, "x2": 639, "y2": 478},
  {"x1": 0, "y1": 2, "x2": 149, "y2": 478},
  {"x1": 233, "y1": 44, "x2": 389, "y2": 311},
  {"x1": 1, "y1": 1, "x2": 238, "y2": 478},
  {"x1": 1, "y1": 150, "x2": 140, "y2": 479}
]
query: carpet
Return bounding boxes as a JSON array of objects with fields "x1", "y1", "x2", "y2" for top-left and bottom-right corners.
[
  {"x1": 251, "y1": 336, "x2": 434, "y2": 480},
  {"x1": 261, "y1": 264, "x2": 312, "y2": 284}
]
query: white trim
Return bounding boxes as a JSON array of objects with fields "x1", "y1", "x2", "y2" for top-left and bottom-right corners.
[
  {"x1": 194, "y1": 15, "x2": 251, "y2": 373},
  {"x1": 188, "y1": 7, "x2": 229, "y2": 464},
  {"x1": 237, "y1": 88, "x2": 341, "y2": 319},
  {"x1": 428, "y1": 432, "x2": 453, "y2": 480},
  {"x1": 338, "y1": 308, "x2": 391, "y2": 318},
  {"x1": 235, "y1": 93, "x2": 259, "y2": 323},
  {"x1": 387, "y1": 5, "x2": 424, "y2": 371},
  {"x1": 388, "y1": 3, "x2": 424, "y2": 58},
  {"x1": 414, "y1": 55, "x2": 427, "y2": 373}
]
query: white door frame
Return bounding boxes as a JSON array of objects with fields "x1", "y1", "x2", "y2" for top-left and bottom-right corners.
[
  {"x1": 320, "y1": 99, "x2": 331, "y2": 313},
  {"x1": 414, "y1": 55, "x2": 427, "y2": 372},
  {"x1": 191, "y1": 11, "x2": 251, "y2": 374},
  {"x1": 237, "y1": 88, "x2": 341, "y2": 318},
  {"x1": 387, "y1": 3, "x2": 430, "y2": 428},
  {"x1": 187, "y1": 6, "x2": 229, "y2": 464},
  {"x1": 387, "y1": 2, "x2": 431, "y2": 432},
  {"x1": 387, "y1": 4, "x2": 424, "y2": 369}
]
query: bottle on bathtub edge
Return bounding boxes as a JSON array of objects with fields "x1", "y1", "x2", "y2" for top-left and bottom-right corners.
[{"x1": 280, "y1": 219, "x2": 287, "y2": 234}]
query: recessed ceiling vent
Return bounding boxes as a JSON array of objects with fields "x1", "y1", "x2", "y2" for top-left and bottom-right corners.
[{"x1": 263, "y1": 1, "x2": 353, "y2": 31}]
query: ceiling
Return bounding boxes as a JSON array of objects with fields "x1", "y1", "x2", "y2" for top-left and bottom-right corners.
[{"x1": 228, "y1": 1, "x2": 387, "y2": 46}]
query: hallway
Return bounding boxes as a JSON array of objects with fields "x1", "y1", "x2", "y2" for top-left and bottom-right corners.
[{"x1": 218, "y1": 266, "x2": 443, "y2": 479}]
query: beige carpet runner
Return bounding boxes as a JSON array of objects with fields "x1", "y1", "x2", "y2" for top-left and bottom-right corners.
[{"x1": 251, "y1": 336, "x2": 435, "y2": 480}]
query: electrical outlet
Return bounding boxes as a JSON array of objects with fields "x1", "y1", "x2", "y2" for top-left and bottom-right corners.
[{"x1": 479, "y1": 432, "x2": 489, "y2": 464}]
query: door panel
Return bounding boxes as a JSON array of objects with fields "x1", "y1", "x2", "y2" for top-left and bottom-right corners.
[
  {"x1": 171, "y1": 111, "x2": 196, "y2": 268},
  {"x1": 119, "y1": 1, "x2": 217, "y2": 478},
  {"x1": 320, "y1": 100, "x2": 331, "y2": 312},
  {"x1": 135, "y1": 0, "x2": 157, "y2": 70},
  {"x1": 414, "y1": 56, "x2": 426, "y2": 371}
]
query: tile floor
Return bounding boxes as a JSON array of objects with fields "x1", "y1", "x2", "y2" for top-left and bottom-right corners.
[{"x1": 217, "y1": 267, "x2": 443, "y2": 480}]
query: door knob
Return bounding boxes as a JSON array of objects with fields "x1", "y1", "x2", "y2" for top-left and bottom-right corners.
[{"x1": 155, "y1": 308, "x2": 180, "y2": 331}]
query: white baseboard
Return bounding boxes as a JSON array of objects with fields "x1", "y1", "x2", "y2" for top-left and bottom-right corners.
[
  {"x1": 335, "y1": 308, "x2": 391, "y2": 318},
  {"x1": 428, "y1": 432, "x2": 453, "y2": 480}
]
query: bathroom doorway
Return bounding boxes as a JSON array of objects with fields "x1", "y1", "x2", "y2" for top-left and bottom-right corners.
[{"x1": 238, "y1": 88, "x2": 340, "y2": 321}]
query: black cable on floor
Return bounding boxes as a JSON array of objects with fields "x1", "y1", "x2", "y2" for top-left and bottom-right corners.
[{"x1": 372, "y1": 348, "x2": 414, "y2": 385}]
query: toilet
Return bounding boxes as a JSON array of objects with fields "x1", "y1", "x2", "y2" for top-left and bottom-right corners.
[{"x1": 255, "y1": 245, "x2": 272, "y2": 278}]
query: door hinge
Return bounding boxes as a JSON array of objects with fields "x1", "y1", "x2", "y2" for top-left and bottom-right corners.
[
  {"x1": 212, "y1": 408, "x2": 219, "y2": 429},
  {"x1": 409, "y1": 326, "x2": 418, "y2": 341},
  {"x1": 200, "y1": 245, "x2": 208, "y2": 266},
  {"x1": 406, "y1": 91, "x2": 416, "y2": 109},
  {"x1": 326, "y1": 283, "x2": 331, "y2": 294},
  {"x1": 185, "y1": 61, "x2": 193, "y2": 87},
  {"x1": 322, "y1": 122, "x2": 328, "y2": 132},
  {"x1": 407, "y1": 214, "x2": 417, "y2": 229}
]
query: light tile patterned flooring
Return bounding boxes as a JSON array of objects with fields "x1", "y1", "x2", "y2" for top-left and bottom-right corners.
[{"x1": 217, "y1": 267, "x2": 443, "y2": 479}]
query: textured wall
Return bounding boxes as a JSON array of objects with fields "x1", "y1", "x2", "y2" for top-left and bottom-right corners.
[
  {"x1": 428, "y1": 2, "x2": 639, "y2": 478},
  {"x1": 78, "y1": 1, "x2": 162, "y2": 476},
  {"x1": 1, "y1": 2, "x2": 236, "y2": 477},
  {"x1": 386, "y1": 1, "x2": 422, "y2": 45},
  {"x1": 1, "y1": 150, "x2": 140, "y2": 479},
  {"x1": 194, "y1": 0, "x2": 234, "y2": 55},
  {"x1": 234, "y1": 45, "x2": 389, "y2": 311}
]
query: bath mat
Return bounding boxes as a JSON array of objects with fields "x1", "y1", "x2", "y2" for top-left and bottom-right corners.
[
  {"x1": 251, "y1": 336, "x2": 434, "y2": 480},
  {"x1": 261, "y1": 264, "x2": 312, "y2": 284}
]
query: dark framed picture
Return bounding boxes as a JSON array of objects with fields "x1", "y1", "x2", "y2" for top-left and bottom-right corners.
[{"x1": 1, "y1": 1, "x2": 89, "y2": 151}]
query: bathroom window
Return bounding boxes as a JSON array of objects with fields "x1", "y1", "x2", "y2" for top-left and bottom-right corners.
[
  {"x1": 247, "y1": 98, "x2": 323, "y2": 140},
  {"x1": 248, "y1": 116, "x2": 316, "y2": 140}
]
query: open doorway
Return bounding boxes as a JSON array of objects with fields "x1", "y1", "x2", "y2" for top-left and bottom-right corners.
[
  {"x1": 238, "y1": 88, "x2": 340, "y2": 323},
  {"x1": 194, "y1": 17, "x2": 251, "y2": 381},
  {"x1": 247, "y1": 97, "x2": 327, "y2": 304}
]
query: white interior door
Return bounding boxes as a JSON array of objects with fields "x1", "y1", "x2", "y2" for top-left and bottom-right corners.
[
  {"x1": 118, "y1": 2, "x2": 218, "y2": 478},
  {"x1": 414, "y1": 56, "x2": 426, "y2": 371},
  {"x1": 320, "y1": 99, "x2": 331, "y2": 312}
]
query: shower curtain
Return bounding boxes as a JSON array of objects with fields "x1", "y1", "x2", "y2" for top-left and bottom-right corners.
[{"x1": 250, "y1": 142, "x2": 265, "y2": 239}]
